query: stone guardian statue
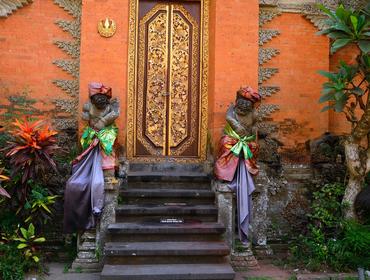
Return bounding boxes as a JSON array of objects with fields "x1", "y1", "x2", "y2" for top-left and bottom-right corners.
[
  {"x1": 63, "y1": 82, "x2": 119, "y2": 233},
  {"x1": 214, "y1": 86, "x2": 261, "y2": 244}
]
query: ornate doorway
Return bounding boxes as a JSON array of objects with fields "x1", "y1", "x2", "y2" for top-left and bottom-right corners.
[{"x1": 127, "y1": 0, "x2": 209, "y2": 163}]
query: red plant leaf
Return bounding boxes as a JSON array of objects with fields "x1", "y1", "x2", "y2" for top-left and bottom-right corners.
[{"x1": 0, "y1": 186, "x2": 10, "y2": 198}]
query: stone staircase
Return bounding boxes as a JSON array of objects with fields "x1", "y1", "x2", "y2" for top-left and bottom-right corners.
[{"x1": 101, "y1": 172, "x2": 235, "y2": 280}]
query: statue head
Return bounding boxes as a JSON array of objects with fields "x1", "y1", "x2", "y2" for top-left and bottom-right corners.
[
  {"x1": 91, "y1": 94, "x2": 110, "y2": 109},
  {"x1": 88, "y1": 82, "x2": 112, "y2": 110},
  {"x1": 235, "y1": 98, "x2": 253, "y2": 115},
  {"x1": 235, "y1": 86, "x2": 261, "y2": 115}
]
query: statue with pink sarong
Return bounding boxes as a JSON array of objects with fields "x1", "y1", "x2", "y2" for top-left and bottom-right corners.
[
  {"x1": 214, "y1": 86, "x2": 261, "y2": 244},
  {"x1": 63, "y1": 82, "x2": 120, "y2": 233}
]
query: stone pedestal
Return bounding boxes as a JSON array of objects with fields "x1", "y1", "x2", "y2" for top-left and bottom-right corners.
[
  {"x1": 230, "y1": 249, "x2": 260, "y2": 271},
  {"x1": 213, "y1": 180, "x2": 259, "y2": 270},
  {"x1": 213, "y1": 180, "x2": 235, "y2": 249},
  {"x1": 70, "y1": 169, "x2": 121, "y2": 272},
  {"x1": 71, "y1": 229, "x2": 101, "y2": 272}
]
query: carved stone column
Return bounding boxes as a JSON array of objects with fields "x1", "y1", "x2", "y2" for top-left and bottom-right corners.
[
  {"x1": 213, "y1": 180, "x2": 235, "y2": 249},
  {"x1": 213, "y1": 180, "x2": 259, "y2": 270},
  {"x1": 97, "y1": 171, "x2": 120, "y2": 251}
]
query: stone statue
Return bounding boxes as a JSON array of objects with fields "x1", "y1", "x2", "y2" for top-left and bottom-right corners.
[
  {"x1": 82, "y1": 86, "x2": 119, "y2": 132},
  {"x1": 225, "y1": 88, "x2": 257, "y2": 138},
  {"x1": 214, "y1": 86, "x2": 261, "y2": 244},
  {"x1": 63, "y1": 82, "x2": 119, "y2": 234}
]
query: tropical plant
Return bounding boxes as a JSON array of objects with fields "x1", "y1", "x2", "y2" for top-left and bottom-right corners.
[
  {"x1": 4, "y1": 118, "x2": 59, "y2": 187},
  {"x1": 24, "y1": 185, "x2": 59, "y2": 224},
  {"x1": 290, "y1": 183, "x2": 370, "y2": 271},
  {"x1": 13, "y1": 223, "x2": 45, "y2": 263},
  {"x1": 0, "y1": 168, "x2": 10, "y2": 198},
  {"x1": 0, "y1": 242, "x2": 33, "y2": 280},
  {"x1": 318, "y1": 3, "x2": 370, "y2": 219},
  {"x1": 0, "y1": 223, "x2": 45, "y2": 280}
]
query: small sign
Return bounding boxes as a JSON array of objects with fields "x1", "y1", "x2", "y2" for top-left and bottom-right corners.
[
  {"x1": 164, "y1": 202, "x2": 187, "y2": 206},
  {"x1": 160, "y1": 218, "x2": 184, "y2": 224}
]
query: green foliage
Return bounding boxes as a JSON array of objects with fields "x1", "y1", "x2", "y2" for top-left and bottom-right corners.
[
  {"x1": 318, "y1": 4, "x2": 369, "y2": 123},
  {"x1": 24, "y1": 184, "x2": 59, "y2": 225},
  {"x1": 308, "y1": 182, "x2": 345, "y2": 227},
  {"x1": 318, "y1": 62, "x2": 359, "y2": 113},
  {"x1": 318, "y1": 4, "x2": 370, "y2": 53},
  {"x1": 0, "y1": 88, "x2": 41, "y2": 127},
  {"x1": 0, "y1": 88, "x2": 61, "y2": 278},
  {"x1": 290, "y1": 183, "x2": 370, "y2": 271},
  {"x1": 0, "y1": 223, "x2": 45, "y2": 280},
  {"x1": 13, "y1": 223, "x2": 46, "y2": 263},
  {"x1": 0, "y1": 242, "x2": 36, "y2": 280}
]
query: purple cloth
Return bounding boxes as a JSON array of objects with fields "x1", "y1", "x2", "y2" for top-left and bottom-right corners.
[
  {"x1": 63, "y1": 145, "x2": 105, "y2": 233},
  {"x1": 228, "y1": 160, "x2": 255, "y2": 244}
]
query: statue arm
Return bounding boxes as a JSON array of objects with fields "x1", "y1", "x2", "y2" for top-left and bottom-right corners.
[
  {"x1": 226, "y1": 104, "x2": 247, "y2": 136},
  {"x1": 81, "y1": 102, "x2": 91, "y2": 121},
  {"x1": 100, "y1": 98, "x2": 120, "y2": 126}
]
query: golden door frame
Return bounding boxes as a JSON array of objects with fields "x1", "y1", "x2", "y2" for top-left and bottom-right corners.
[{"x1": 126, "y1": 0, "x2": 209, "y2": 163}]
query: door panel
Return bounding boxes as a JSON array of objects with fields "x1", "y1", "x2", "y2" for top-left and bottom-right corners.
[{"x1": 135, "y1": 2, "x2": 201, "y2": 159}]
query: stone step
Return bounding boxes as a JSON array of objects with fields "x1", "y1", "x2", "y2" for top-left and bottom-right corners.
[
  {"x1": 116, "y1": 204, "x2": 218, "y2": 222},
  {"x1": 107, "y1": 222, "x2": 225, "y2": 242},
  {"x1": 128, "y1": 173, "x2": 211, "y2": 184},
  {"x1": 121, "y1": 189, "x2": 215, "y2": 198},
  {"x1": 120, "y1": 189, "x2": 215, "y2": 205},
  {"x1": 126, "y1": 181, "x2": 211, "y2": 190},
  {"x1": 101, "y1": 263, "x2": 235, "y2": 280},
  {"x1": 105, "y1": 241, "x2": 229, "y2": 257},
  {"x1": 129, "y1": 162, "x2": 209, "y2": 174},
  {"x1": 104, "y1": 241, "x2": 230, "y2": 265}
]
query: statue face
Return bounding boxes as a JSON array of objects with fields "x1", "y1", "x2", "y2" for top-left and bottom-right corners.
[
  {"x1": 91, "y1": 94, "x2": 109, "y2": 109},
  {"x1": 235, "y1": 98, "x2": 253, "y2": 115}
]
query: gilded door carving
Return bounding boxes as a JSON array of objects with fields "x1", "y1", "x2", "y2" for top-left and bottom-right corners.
[{"x1": 133, "y1": 2, "x2": 202, "y2": 160}]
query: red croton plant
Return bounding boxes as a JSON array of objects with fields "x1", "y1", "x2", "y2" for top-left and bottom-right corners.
[
  {"x1": 0, "y1": 168, "x2": 10, "y2": 198},
  {"x1": 5, "y1": 119, "x2": 59, "y2": 190}
]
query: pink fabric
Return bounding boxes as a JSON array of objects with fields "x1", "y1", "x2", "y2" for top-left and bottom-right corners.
[
  {"x1": 101, "y1": 150, "x2": 116, "y2": 170},
  {"x1": 214, "y1": 135, "x2": 259, "y2": 182},
  {"x1": 88, "y1": 82, "x2": 112, "y2": 99}
]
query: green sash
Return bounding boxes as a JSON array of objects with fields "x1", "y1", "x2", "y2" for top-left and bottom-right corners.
[
  {"x1": 81, "y1": 124, "x2": 118, "y2": 155},
  {"x1": 224, "y1": 123, "x2": 255, "y2": 159}
]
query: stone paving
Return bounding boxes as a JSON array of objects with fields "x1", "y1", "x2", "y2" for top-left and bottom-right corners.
[{"x1": 24, "y1": 262, "x2": 362, "y2": 280}]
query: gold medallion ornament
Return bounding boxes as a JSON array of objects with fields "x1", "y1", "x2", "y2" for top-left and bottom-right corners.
[{"x1": 98, "y1": 18, "x2": 116, "y2": 38}]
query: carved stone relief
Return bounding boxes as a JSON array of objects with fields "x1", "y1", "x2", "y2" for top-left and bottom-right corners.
[
  {"x1": 251, "y1": 5, "x2": 282, "y2": 249},
  {"x1": 260, "y1": 0, "x2": 367, "y2": 31},
  {"x1": 52, "y1": 0, "x2": 81, "y2": 131},
  {"x1": 0, "y1": 0, "x2": 32, "y2": 17}
]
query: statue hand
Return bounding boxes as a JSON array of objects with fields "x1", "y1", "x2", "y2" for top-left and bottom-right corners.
[
  {"x1": 94, "y1": 120, "x2": 105, "y2": 131},
  {"x1": 235, "y1": 126, "x2": 247, "y2": 137}
]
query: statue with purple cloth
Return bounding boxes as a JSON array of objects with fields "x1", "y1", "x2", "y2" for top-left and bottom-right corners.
[
  {"x1": 214, "y1": 86, "x2": 261, "y2": 244},
  {"x1": 63, "y1": 82, "x2": 120, "y2": 233}
]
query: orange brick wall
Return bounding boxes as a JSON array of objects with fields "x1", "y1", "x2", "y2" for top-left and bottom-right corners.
[
  {"x1": 1, "y1": 1, "x2": 342, "y2": 163},
  {"x1": 79, "y1": 0, "x2": 129, "y2": 145},
  {"x1": 262, "y1": 13, "x2": 330, "y2": 162},
  {"x1": 208, "y1": 0, "x2": 259, "y2": 152},
  {"x1": 0, "y1": 0, "x2": 73, "y2": 114}
]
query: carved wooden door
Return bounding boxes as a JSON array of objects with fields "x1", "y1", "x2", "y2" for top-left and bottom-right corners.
[{"x1": 133, "y1": 1, "x2": 202, "y2": 161}]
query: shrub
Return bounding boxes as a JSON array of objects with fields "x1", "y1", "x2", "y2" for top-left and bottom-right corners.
[{"x1": 289, "y1": 183, "x2": 370, "y2": 271}]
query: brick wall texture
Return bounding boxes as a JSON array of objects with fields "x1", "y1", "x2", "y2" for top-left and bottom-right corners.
[{"x1": 0, "y1": 0, "x2": 355, "y2": 163}]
